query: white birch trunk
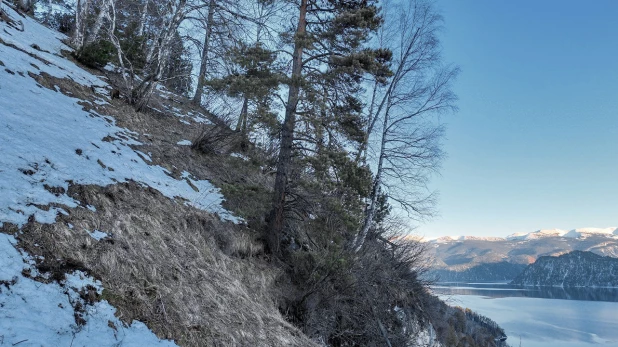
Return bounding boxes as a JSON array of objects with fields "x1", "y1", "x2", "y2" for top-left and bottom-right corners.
[
  {"x1": 353, "y1": 98, "x2": 392, "y2": 252},
  {"x1": 137, "y1": 0, "x2": 149, "y2": 37},
  {"x1": 134, "y1": 0, "x2": 187, "y2": 111},
  {"x1": 85, "y1": 0, "x2": 113, "y2": 46},
  {"x1": 71, "y1": 0, "x2": 90, "y2": 50}
]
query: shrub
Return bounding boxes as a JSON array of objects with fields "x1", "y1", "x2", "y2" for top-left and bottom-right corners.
[
  {"x1": 75, "y1": 40, "x2": 115, "y2": 68},
  {"x1": 191, "y1": 124, "x2": 239, "y2": 155}
]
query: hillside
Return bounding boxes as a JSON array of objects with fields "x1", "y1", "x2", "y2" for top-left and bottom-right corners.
[
  {"x1": 0, "y1": 3, "x2": 314, "y2": 345},
  {"x1": 427, "y1": 229, "x2": 618, "y2": 282},
  {"x1": 431, "y1": 262, "x2": 527, "y2": 283},
  {"x1": 511, "y1": 251, "x2": 618, "y2": 287},
  {"x1": 0, "y1": 3, "x2": 509, "y2": 346}
]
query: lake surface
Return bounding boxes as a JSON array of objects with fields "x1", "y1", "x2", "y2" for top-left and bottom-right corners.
[{"x1": 433, "y1": 283, "x2": 618, "y2": 347}]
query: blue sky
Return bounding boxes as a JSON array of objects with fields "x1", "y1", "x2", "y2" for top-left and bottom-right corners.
[{"x1": 419, "y1": 0, "x2": 618, "y2": 238}]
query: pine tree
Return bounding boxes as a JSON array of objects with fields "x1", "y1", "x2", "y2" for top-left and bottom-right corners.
[
  {"x1": 205, "y1": 42, "x2": 281, "y2": 147},
  {"x1": 266, "y1": 0, "x2": 387, "y2": 255}
]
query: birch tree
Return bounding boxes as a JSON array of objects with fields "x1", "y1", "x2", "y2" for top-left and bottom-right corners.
[
  {"x1": 131, "y1": 0, "x2": 189, "y2": 110},
  {"x1": 104, "y1": 0, "x2": 194, "y2": 110},
  {"x1": 71, "y1": 0, "x2": 90, "y2": 50},
  {"x1": 353, "y1": 0, "x2": 458, "y2": 252}
]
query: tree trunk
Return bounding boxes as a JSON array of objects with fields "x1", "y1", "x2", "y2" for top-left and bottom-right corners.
[
  {"x1": 355, "y1": 80, "x2": 379, "y2": 164},
  {"x1": 266, "y1": 0, "x2": 307, "y2": 255},
  {"x1": 85, "y1": 0, "x2": 113, "y2": 46},
  {"x1": 353, "y1": 98, "x2": 392, "y2": 252},
  {"x1": 133, "y1": 0, "x2": 187, "y2": 111},
  {"x1": 192, "y1": 0, "x2": 216, "y2": 106},
  {"x1": 137, "y1": 0, "x2": 149, "y2": 37},
  {"x1": 71, "y1": 0, "x2": 90, "y2": 50},
  {"x1": 236, "y1": 96, "x2": 248, "y2": 132},
  {"x1": 237, "y1": 96, "x2": 249, "y2": 151}
]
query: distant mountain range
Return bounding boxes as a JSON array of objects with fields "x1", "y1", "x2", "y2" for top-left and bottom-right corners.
[
  {"x1": 429, "y1": 227, "x2": 618, "y2": 243},
  {"x1": 425, "y1": 227, "x2": 618, "y2": 282},
  {"x1": 511, "y1": 251, "x2": 618, "y2": 287},
  {"x1": 506, "y1": 227, "x2": 618, "y2": 241}
]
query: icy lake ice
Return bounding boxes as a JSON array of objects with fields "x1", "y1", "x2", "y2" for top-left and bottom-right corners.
[{"x1": 434, "y1": 283, "x2": 618, "y2": 347}]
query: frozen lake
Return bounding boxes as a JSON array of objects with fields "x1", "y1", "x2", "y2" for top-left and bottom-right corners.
[{"x1": 433, "y1": 283, "x2": 618, "y2": 347}]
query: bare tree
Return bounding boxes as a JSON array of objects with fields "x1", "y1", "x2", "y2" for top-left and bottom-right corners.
[
  {"x1": 104, "y1": 0, "x2": 198, "y2": 110},
  {"x1": 137, "y1": 0, "x2": 149, "y2": 36},
  {"x1": 353, "y1": 0, "x2": 459, "y2": 252},
  {"x1": 191, "y1": 0, "x2": 268, "y2": 106}
]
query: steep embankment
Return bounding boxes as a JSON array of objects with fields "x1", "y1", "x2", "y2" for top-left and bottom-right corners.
[
  {"x1": 0, "y1": 4, "x2": 313, "y2": 346},
  {"x1": 511, "y1": 251, "x2": 618, "y2": 287},
  {"x1": 0, "y1": 4, "x2": 508, "y2": 346}
]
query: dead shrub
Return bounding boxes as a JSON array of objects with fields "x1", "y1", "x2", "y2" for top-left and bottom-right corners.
[
  {"x1": 216, "y1": 229, "x2": 264, "y2": 258},
  {"x1": 191, "y1": 123, "x2": 240, "y2": 155}
]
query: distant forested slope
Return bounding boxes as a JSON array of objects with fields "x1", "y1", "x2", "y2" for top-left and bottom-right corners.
[{"x1": 511, "y1": 251, "x2": 618, "y2": 287}]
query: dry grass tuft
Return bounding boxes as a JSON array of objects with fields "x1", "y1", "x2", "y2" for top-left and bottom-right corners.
[
  {"x1": 5, "y1": 182, "x2": 316, "y2": 347},
  {"x1": 191, "y1": 123, "x2": 240, "y2": 156}
]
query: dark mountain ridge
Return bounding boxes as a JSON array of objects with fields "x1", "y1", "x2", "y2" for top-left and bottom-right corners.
[{"x1": 511, "y1": 251, "x2": 618, "y2": 287}]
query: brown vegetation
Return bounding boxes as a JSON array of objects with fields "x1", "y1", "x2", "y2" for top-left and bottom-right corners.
[{"x1": 4, "y1": 181, "x2": 315, "y2": 347}]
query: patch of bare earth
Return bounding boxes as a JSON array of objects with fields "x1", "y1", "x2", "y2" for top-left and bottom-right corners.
[
  {"x1": 30, "y1": 69, "x2": 274, "y2": 227},
  {"x1": 2, "y1": 182, "x2": 315, "y2": 347}
]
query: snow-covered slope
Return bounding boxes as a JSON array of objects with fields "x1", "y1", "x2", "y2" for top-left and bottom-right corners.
[
  {"x1": 427, "y1": 227, "x2": 618, "y2": 243},
  {"x1": 506, "y1": 227, "x2": 618, "y2": 240},
  {"x1": 0, "y1": 2, "x2": 238, "y2": 227},
  {"x1": 506, "y1": 228, "x2": 567, "y2": 240},
  {"x1": 0, "y1": 3, "x2": 239, "y2": 345},
  {"x1": 0, "y1": 233, "x2": 176, "y2": 346},
  {"x1": 427, "y1": 235, "x2": 505, "y2": 243},
  {"x1": 563, "y1": 227, "x2": 618, "y2": 239}
]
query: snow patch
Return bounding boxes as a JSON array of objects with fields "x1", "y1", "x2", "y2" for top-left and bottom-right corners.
[
  {"x1": 86, "y1": 229, "x2": 108, "y2": 240},
  {"x1": 0, "y1": 233, "x2": 177, "y2": 346},
  {"x1": 231, "y1": 152, "x2": 249, "y2": 161},
  {"x1": 0, "y1": 6, "x2": 240, "y2": 226}
]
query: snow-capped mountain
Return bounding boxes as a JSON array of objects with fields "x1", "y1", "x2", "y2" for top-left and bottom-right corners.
[
  {"x1": 563, "y1": 227, "x2": 618, "y2": 239},
  {"x1": 428, "y1": 235, "x2": 506, "y2": 243},
  {"x1": 427, "y1": 227, "x2": 618, "y2": 243},
  {"x1": 507, "y1": 227, "x2": 618, "y2": 240},
  {"x1": 506, "y1": 228, "x2": 567, "y2": 240},
  {"x1": 426, "y1": 227, "x2": 618, "y2": 282}
]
